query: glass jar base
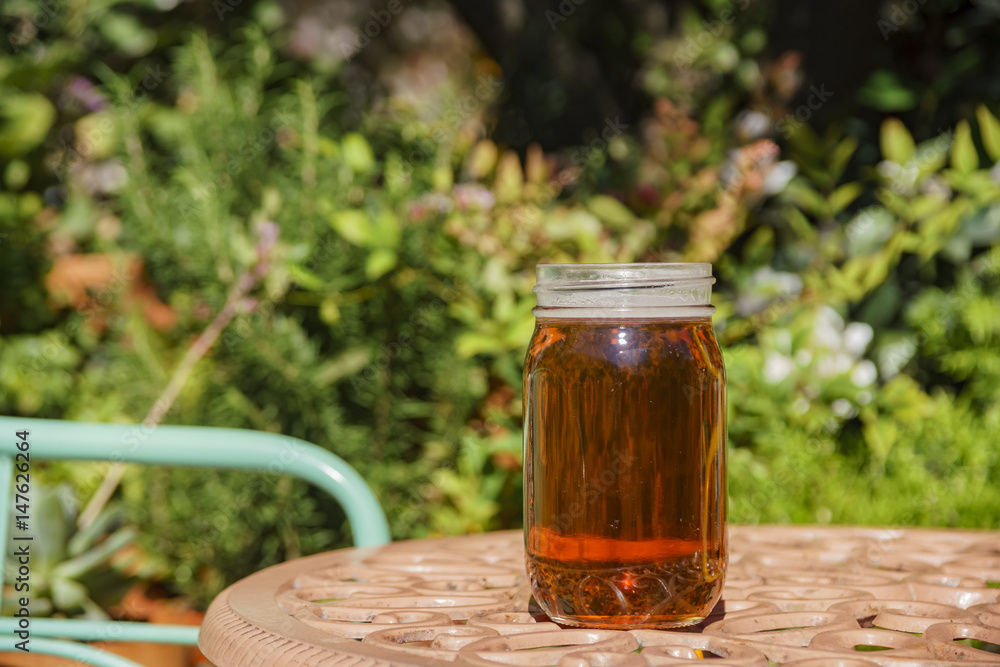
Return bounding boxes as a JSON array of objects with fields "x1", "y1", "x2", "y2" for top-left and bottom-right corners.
[{"x1": 545, "y1": 614, "x2": 705, "y2": 630}]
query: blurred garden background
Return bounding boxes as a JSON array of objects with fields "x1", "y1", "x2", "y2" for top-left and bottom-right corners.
[{"x1": 1, "y1": 0, "x2": 1000, "y2": 622}]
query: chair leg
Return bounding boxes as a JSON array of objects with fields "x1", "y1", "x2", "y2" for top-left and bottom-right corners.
[{"x1": 0, "y1": 637, "x2": 145, "y2": 667}]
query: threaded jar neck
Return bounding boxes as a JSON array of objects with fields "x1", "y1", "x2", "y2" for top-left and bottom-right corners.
[{"x1": 533, "y1": 263, "x2": 715, "y2": 318}]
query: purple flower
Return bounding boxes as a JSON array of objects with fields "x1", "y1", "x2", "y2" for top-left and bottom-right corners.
[{"x1": 67, "y1": 77, "x2": 108, "y2": 112}]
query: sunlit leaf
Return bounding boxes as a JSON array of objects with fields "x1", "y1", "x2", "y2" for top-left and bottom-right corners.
[
  {"x1": 951, "y1": 120, "x2": 978, "y2": 174},
  {"x1": 0, "y1": 91, "x2": 56, "y2": 157},
  {"x1": 342, "y1": 132, "x2": 375, "y2": 175},
  {"x1": 587, "y1": 195, "x2": 634, "y2": 229},
  {"x1": 365, "y1": 248, "x2": 397, "y2": 280},
  {"x1": 976, "y1": 105, "x2": 1000, "y2": 163},
  {"x1": 330, "y1": 210, "x2": 371, "y2": 246},
  {"x1": 880, "y1": 118, "x2": 916, "y2": 165}
]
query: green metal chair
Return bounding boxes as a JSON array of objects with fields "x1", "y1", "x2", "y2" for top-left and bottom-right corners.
[{"x1": 0, "y1": 416, "x2": 391, "y2": 666}]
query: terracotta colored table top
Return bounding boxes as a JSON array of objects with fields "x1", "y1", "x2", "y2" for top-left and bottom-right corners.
[{"x1": 199, "y1": 526, "x2": 1000, "y2": 666}]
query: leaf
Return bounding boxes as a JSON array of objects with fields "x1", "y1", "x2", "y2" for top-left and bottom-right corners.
[
  {"x1": 785, "y1": 181, "x2": 827, "y2": 218},
  {"x1": 858, "y1": 70, "x2": 917, "y2": 112},
  {"x1": 50, "y1": 578, "x2": 92, "y2": 612},
  {"x1": 466, "y1": 140, "x2": 498, "y2": 179},
  {"x1": 319, "y1": 295, "x2": 340, "y2": 324},
  {"x1": 828, "y1": 136, "x2": 858, "y2": 182},
  {"x1": 913, "y1": 135, "x2": 951, "y2": 180},
  {"x1": 783, "y1": 207, "x2": 817, "y2": 244},
  {"x1": 916, "y1": 200, "x2": 968, "y2": 258},
  {"x1": 951, "y1": 120, "x2": 978, "y2": 175},
  {"x1": 287, "y1": 264, "x2": 326, "y2": 291},
  {"x1": 365, "y1": 248, "x2": 397, "y2": 280},
  {"x1": 75, "y1": 112, "x2": 120, "y2": 160},
  {"x1": 587, "y1": 195, "x2": 634, "y2": 229},
  {"x1": 330, "y1": 210, "x2": 371, "y2": 246},
  {"x1": 742, "y1": 226, "x2": 774, "y2": 265},
  {"x1": 502, "y1": 312, "x2": 536, "y2": 349},
  {"x1": 976, "y1": 105, "x2": 1000, "y2": 163},
  {"x1": 0, "y1": 91, "x2": 57, "y2": 157},
  {"x1": 53, "y1": 527, "x2": 136, "y2": 580},
  {"x1": 97, "y1": 12, "x2": 156, "y2": 57},
  {"x1": 342, "y1": 132, "x2": 375, "y2": 174},
  {"x1": 315, "y1": 348, "x2": 371, "y2": 385},
  {"x1": 456, "y1": 332, "x2": 501, "y2": 358},
  {"x1": 373, "y1": 210, "x2": 401, "y2": 249},
  {"x1": 67, "y1": 504, "x2": 125, "y2": 557},
  {"x1": 863, "y1": 418, "x2": 898, "y2": 464},
  {"x1": 880, "y1": 118, "x2": 916, "y2": 165},
  {"x1": 829, "y1": 182, "x2": 864, "y2": 215},
  {"x1": 905, "y1": 195, "x2": 948, "y2": 222},
  {"x1": 493, "y1": 150, "x2": 524, "y2": 203}
]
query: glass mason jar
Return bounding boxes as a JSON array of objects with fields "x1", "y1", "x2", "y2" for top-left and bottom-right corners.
[{"x1": 523, "y1": 263, "x2": 727, "y2": 629}]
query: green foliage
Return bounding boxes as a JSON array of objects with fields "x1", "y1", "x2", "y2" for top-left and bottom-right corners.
[
  {"x1": 1, "y1": 0, "x2": 999, "y2": 614},
  {"x1": 2, "y1": 488, "x2": 138, "y2": 617}
]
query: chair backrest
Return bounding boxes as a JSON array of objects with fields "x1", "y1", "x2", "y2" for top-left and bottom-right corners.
[{"x1": 0, "y1": 416, "x2": 390, "y2": 662}]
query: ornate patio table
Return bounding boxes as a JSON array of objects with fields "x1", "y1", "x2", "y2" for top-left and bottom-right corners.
[{"x1": 200, "y1": 526, "x2": 1000, "y2": 666}]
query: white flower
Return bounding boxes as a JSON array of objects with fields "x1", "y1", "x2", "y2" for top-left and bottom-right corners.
[
  {"x1": 831, "y1": 399, "x2": 855, "y2": 418},
  {"x1": 843, "y1": 322, "x2": 874, "y2": 357},
  {"x1": 921, "y1": 174, "x2": 952, "y2": 198},
  {"x1": 877, "y1": 160, "x2": 902, "y2": 177},
  {"x1": 851, "y1": 360, "x2": 878, "y2": 387},
  {"x1": 817, "y1": 352, "x2": 852, "y2": 378},
  {"x1": 795, "y1": 349, "x2": 812, "y2": 366},
  {"x1": 762, "y1": 161, "x2": 797, "y2": 194},
  {"x1": 736, "y1": 267, "x2": 802, "y2": 316},
  {"x1": 813, "y1": 307, "x2": 845, "y2": 349},
  {"x1": 735, "y1": 110, "x2": 772, "y2": 141},
  {"x1": 764, "y1": 353, "x2": 795, "y2": 383}
]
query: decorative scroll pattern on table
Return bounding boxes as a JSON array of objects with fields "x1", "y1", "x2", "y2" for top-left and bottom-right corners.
[{"x1": 200, "y1": 527, "x2": 1000, "y2": 666}]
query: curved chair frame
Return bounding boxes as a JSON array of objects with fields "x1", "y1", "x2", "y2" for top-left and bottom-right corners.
[{"x1": 0, "y1": 416, "x2": 391, "y2": 666}]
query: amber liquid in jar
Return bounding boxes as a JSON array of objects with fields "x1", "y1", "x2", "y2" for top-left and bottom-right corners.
[{"x1": 524, "y1": 317, "x2": 726, "y2": 628}]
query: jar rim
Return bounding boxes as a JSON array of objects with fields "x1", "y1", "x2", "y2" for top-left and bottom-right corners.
[
  {"x1": 533, "y1": 262, "x2": 715, "y2": 312},
  {"x1": 537, "y1": 261, "x2": 710, "y2": 276}
]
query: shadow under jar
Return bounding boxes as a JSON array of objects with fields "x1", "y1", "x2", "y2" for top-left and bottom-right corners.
[{"x1": 524, "y1": 263, "x2": 727, "y2": 629}]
